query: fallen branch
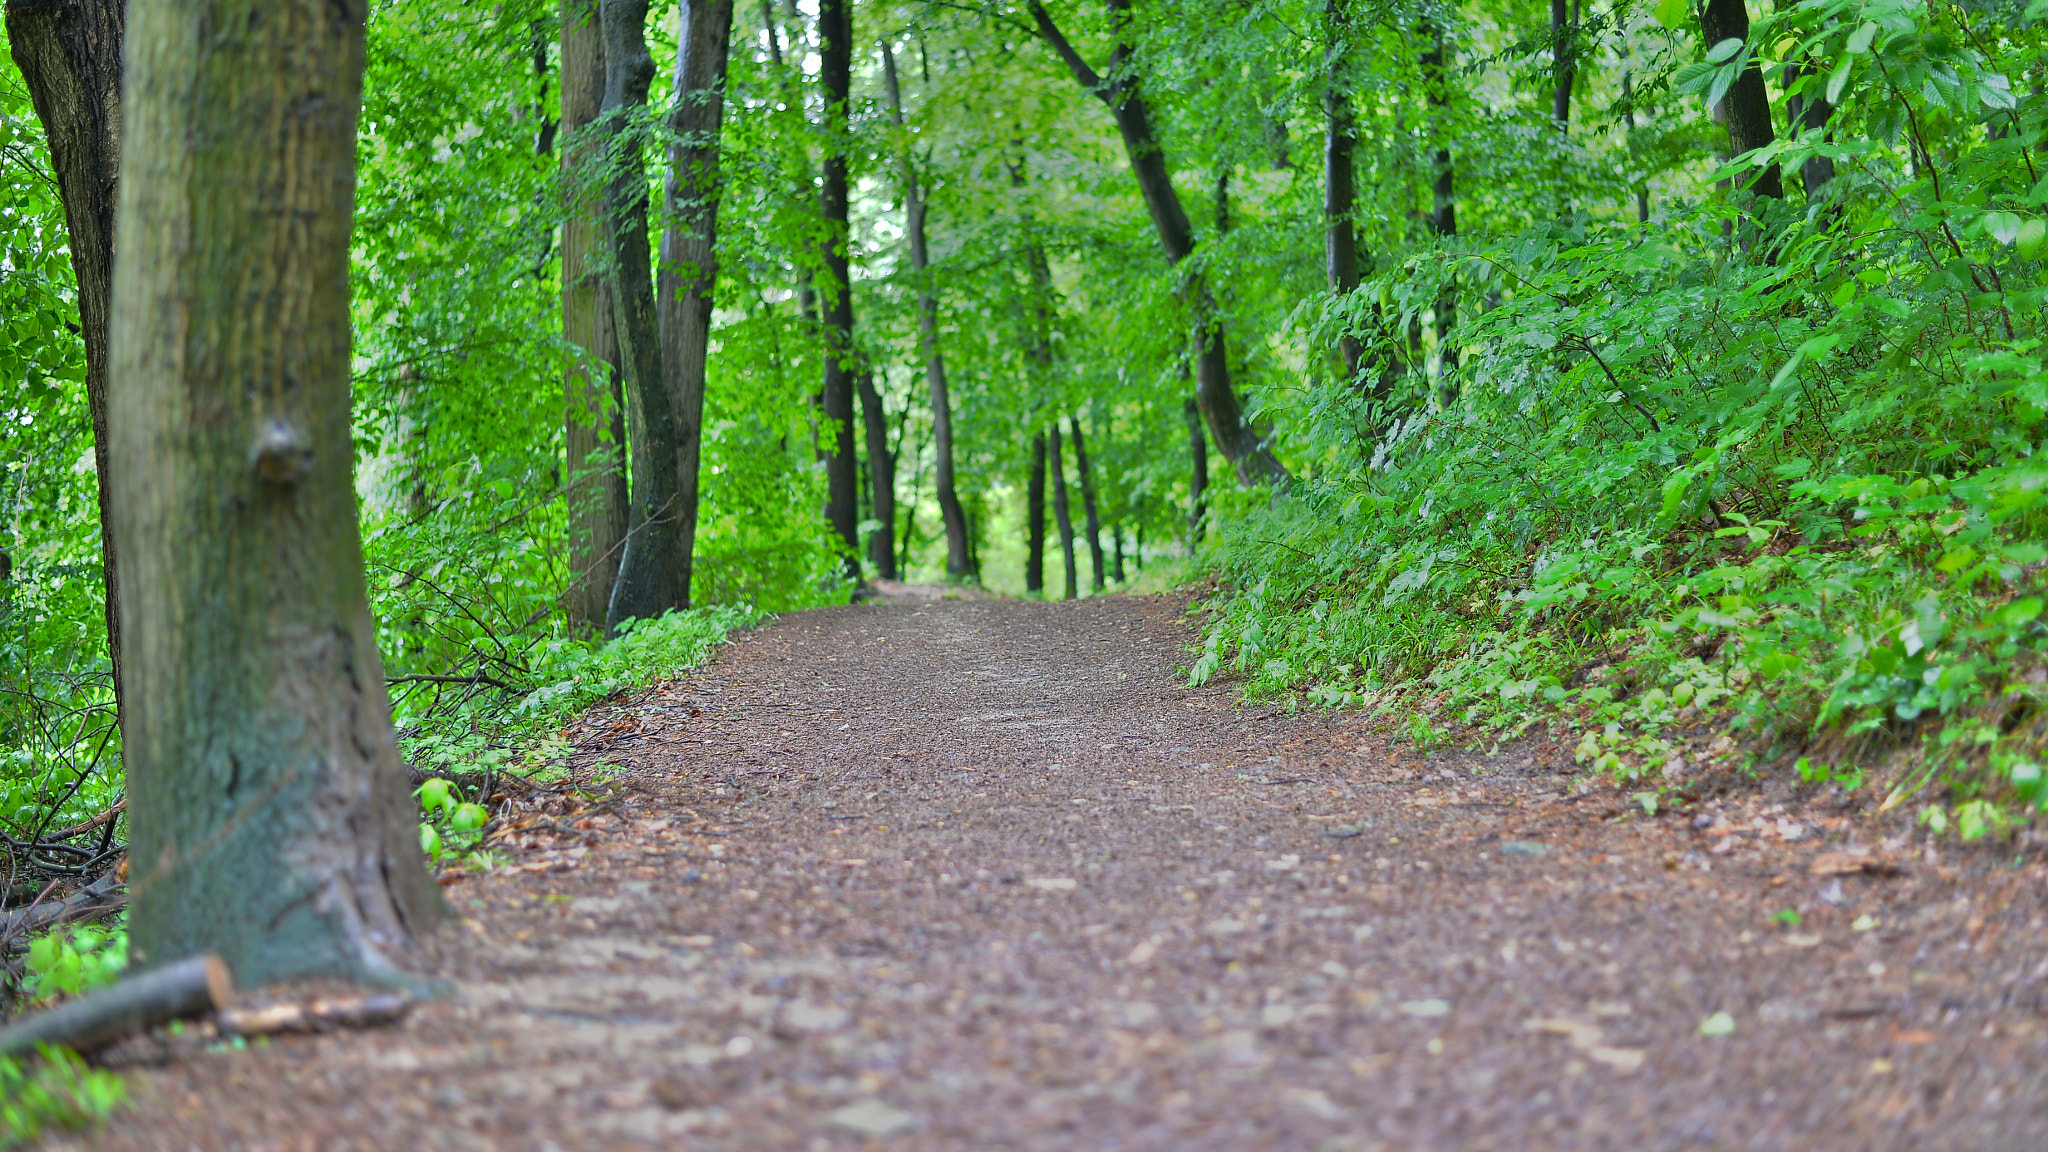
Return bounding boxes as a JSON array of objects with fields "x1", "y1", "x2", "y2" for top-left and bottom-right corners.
[
  {"x1": 217, "y1": 992, "x2": 411, "y2": 1037},
  {"x1": 0, "y1": 869, "x2": 125, "y2": 953},
  {"x1": 0, "y1": 953, "x2": 231, "y2": 1058}
]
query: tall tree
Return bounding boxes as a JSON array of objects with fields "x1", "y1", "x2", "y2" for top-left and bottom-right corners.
[
  {"x1": 1550, "y1": 0, "x2": 1576, "y2": 128},
  {"x1": 108, "y1": 0, "x2": 441, "y2": 984},
  {"x1": 1701, "y1": 0, "x2": 1783, "y2": 198},
  {"x1": 882, "y1": 42, "x2": 970, "y2": 580},
  {"x1": 1029, "y1": 0, "x2": 1287, "y2": 486},
  {"x1": 656, "y1": 0, "x2": 737, "y2": 607},
  {"x1": 1783, "y1": 62, "x2": 1834, "y2": 196},
  {"x1": 1422, "y1": 22, "x2": 1457, "y2": 375},
  {"x1": 1183, "y1": 395, "x2": 1207, "y2": 543},
  {"x1": 1321, "y1": 0, "x2": 1363, "y2": 386},
  {"x1": 6, "y1": 0, "x2": 126, "y2": 713},
  {"x1": 817, "y1": 0, "x2": 859, "y2": 581},
  {"x1": 856, "y1": 369, "x2": 897, "y2": 578},
  {"x1": 600, "y1": 0, "x2": 685, "y2": 631},
  {"x1": 1049, "y1": 421, "x2": 1077, "y2": 599},
  {"x1": 560, "y1": 0, "x2": 629, "y2": 630},
  {"x1": 1026, "y1": 431, "x2": 1047, "y2": 595},
  {"x1": 1069, "y1": 414, "x2": 1106, "y2": 592}
]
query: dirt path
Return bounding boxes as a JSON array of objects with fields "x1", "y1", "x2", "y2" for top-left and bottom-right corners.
[{"x1": 75, "y1": 596, "x2": 2048, "y2": 1151}]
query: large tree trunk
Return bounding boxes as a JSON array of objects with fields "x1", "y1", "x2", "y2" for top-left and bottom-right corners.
[
  {"x1": 108, "y1": 0, "x2": 442, "y2": 986},
  {"x1": 560, "y1": 0, "x2": 629, "y2": 630},
  {"x1": 816, "y1": 0, "x2": 858, "y2": 583},
  {"x1": 1026, "y1": 432, "x2": 1046, "y2": 596},
  {"x1": 1049, "y1": 422, "x2": 1077, "y2": 600},
  {"x1": 600, "y1": 0, "x2": 684, "y2": 632},
  {"x1": 1701, "y1": 0, "x2": 1783, "y2": 198},
  {"x1": 655, "y1": 0, "x2": 735, "y2": 609},
  {"x1": 1068, "y1": 416, "x2": 1105, "y2": 592},
  {"x1": 881, "y1": 44, "x2": 969, "y2": 581},
  {"x1": 856, "y1": 369, "x2": 896, "y2": 579},
  {"x1": 1029, "y1": 1, "x2": 1286, "y2": 487},
  {"x1": 1320, "y1": 0, "x2": 1362, "y2": 387},
  {"x1": 6, "y1": 0, "x2": 125, "y2": 717}
]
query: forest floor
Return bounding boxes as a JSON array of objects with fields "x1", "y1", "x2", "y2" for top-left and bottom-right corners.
[{"x1": 67, "y1": 595, "x2": 2048, "y2": 1151}]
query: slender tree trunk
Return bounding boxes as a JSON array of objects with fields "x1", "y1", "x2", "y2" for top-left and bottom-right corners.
[
  {"x1": 1113, "y1": 525, "x2": 1126, "y2": 584},
  {"x1": 560, "y1": 0, "x2": 629, "y2": 630},
  {"x1": 1068, "y1": 416, "x2": 1105, "y2": 592},
  {"x1": 1623, "y1": 55, "x2": 1649, "y2": 221},
  {"x1": 600, "y1": 0, "x2": 684, "y2": 632},
  {"x1": 655, "y1": 0, "x2": 735, "y2": 609},
  {"x1": 1026, "y1": 432, "x2": 1046, "y2": 596},
  {"x1": 1783, "y1": 61, "x2": 1835, "y2": 195},
  {"x1": 816, "y1": 0, "x2": 858, "y2": 583},
  {"x1": 1184, "y1": 396, "x2": 1208, "y2": 545},
  {"x1": 1422, "y1": 26, "x2": 1457, "y2": 376},
  {"x1": 881, "y1": 44, "x2": 968, "y2": 580},
  {"x1": 109, "y1": 0, "x2": 442, "y2": 986},
  {"x1": 6, "y1": 0, "x2": 125, "y2": 716},
  {"x1": 1029, "y1": 1, "x2": 1286, "y2": 486},
  {"x1": 1701, "y1": 0, "x2": 1783, "y2": 198},
  {"x1": 1551, "y1": 0, "x2": 1574, "y2": 128},
  {"x1": 1321, "y1": 0, "x2": 1363, "y2": 386},
  {"x1": 856, "y1": 369, "x2": 896, "y2": 579},
  {"x1": 1049, "y1": 422, "x2": 1077, "y2": 600}
]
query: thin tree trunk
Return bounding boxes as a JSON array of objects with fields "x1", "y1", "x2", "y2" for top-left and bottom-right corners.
[
  {"x1": 560, "y1": 0, "x2": 629, "y2": 630},
  {"x1": 1026, "y1": 432, "x2": 1046, "y2": 595},
  {"x1": 600, "y1": 0, "x2": 684, "y2": 632},
  {"x1": 1321, "y1": 0, "x2": 1363, "y2": 386},
  {"x1": 1422, "y1": 26, "x2": 1457, "y2": 376},
  {"x1": 1701, "y1": 0, "x2": 1783, "y2": 198},
  {"x1": 1783, "y1": 61, "x2": 1834, "y2": 195},
  {"x1": 1049, "y1": 422, "x2": 1077, "y2": 600},
  {"x1": 1029, "y1": 1, "x2": 1286, "y2": 486},
  {"x1": 881, "y1": 44, "x2": 968, "y2": 580},
  {"x1": 655, "y1": 0, "x2": 735, "y2": 609},
  {"x1": 1623, "y1": 54, "x2": 1649, "y2": 221},
  {"x1": 1184, "y1": 396, "x2": 1208, "y2": 545},
  {"x1": 1551, "y1": 0, "x2": 1574, "y2": 128},
  {"x1": 6, "y1": 0, "x2": 125, "y2": 716},
  {"x1": 1068, "y1": 416, "x2": 1105, "y2": 592},
  {"x1": 856, "y1": 368, "x2": 896, "y2": 579},
  {"x1": 109, "y1": 0, "x2": 442, "y2": 986},
  {"x1": 817, "y1": 0, "x2": 858, "y2": 583},
  {"x1": 1113, "y1": 524, "x2": 1126, "y2": 584}
]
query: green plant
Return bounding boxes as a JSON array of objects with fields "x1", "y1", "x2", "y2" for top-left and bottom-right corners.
[
  {"x1": 22, "y1": 924, "x2": 125, "y2": 1002},
  {"x1": 0, "y1": 1047, "x2": 123, "y2": 1147}
]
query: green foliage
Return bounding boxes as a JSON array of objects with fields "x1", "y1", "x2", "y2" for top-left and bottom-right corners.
[
  {"x1": 0, "y1": 1047, "x2": 123, "y2": 1148},
  {"x1": 22, "y1": 924, "x2": 126, "y2": 1003}
]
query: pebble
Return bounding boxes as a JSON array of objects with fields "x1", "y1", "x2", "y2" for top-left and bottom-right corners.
[{"x1": 1501, "y1": 841, "x2": 1548, "y2": 858}]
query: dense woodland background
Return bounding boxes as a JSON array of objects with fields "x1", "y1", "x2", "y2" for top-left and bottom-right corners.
[{"x1": 2, "y1": 0, "x2": 2048, "y2": 893}]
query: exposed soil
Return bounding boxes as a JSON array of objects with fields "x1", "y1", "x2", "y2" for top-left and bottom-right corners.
[{"x1": 65, "y1": 595, "x2": 2048, "y2": 1151}]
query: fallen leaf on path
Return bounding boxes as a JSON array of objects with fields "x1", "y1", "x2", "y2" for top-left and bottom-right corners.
[
  {"x1": 1026, "y1": 877, "x2": 1076, "y2": 892},
  {"x1": 1890, "y1": 1028, "x2": 1937, "y2": 1045},
  {"x1": 1399, "y1": 999, "x2": 1450, "y2": 1018},
  {"x1": 1810, "y1": 849, "x2": 1903, "y2": 877},
  {"x1": 1125, "y1": 940, "x2": 1158, "y2": 965},
  {"x1": 1589, "y1": 1046, "x2": 1645, "y2": 1073},
  {"x1": 1325, "y1": 825, "x2": 1363, "y2": 839},
  {"x1": 1265, "y1": 854, "x2": 1301, "y2": 872},
  {"x1": 1699, "y1": 1011, "x2": 1736, "y2": 1037},
  {"x1": 1527, "y1": 1017, "x2": 1604, "y2": 1049},
  {"x1": 824, "y1": 1099, "x2": 917, "y2": 1137}
]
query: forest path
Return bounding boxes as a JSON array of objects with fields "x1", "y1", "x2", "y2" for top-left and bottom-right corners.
[{"x1": 84, "y1": 595, "x2": 2048, "y2": 1151}]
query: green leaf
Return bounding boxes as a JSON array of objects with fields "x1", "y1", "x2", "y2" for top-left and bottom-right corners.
[
  {"x1": 1847, "y1": 21, "x2": 1879, "y2": 54},
  {"x1": 1826, "y1": 53, "x2": 1854, "y2": 104},
  {"x1": 2018, "y1": 219, "x2": 2048, "y2": 259},
  {"x1": 1705, "y1": 37, "x2": 1744, "y2": 64},
  {"x1": 1982, "y1": 211, "x2": 2024, "y2": 246},
  {"x1": 1654, "y1": 0, "x2": 1691, "y2": 30}
]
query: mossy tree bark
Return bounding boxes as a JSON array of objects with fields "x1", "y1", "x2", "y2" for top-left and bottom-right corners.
[
  {"x1": 108, "y1": 0, "x2": 442, "y2": 985},
  {"x1": 561, "y1": 0, "x2": 629, "y2": 631},
  {"x1": 655, "y1": 0, "x2": 736, "y2": 608},
  {"x1": 599, "y1": 0, "x2": 685, "y2": 632},
  {"x1": 6, "y1": 0, "x2": 126, "y2": 715}
]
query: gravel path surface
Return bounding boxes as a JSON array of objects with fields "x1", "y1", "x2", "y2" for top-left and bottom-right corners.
[{"x1": 77, "y1": 595, "x2": 2048, "y2": 1151}]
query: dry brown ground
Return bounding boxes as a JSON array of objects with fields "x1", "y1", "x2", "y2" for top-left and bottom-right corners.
[{"x1": 65, "y1": 595, "x2": 2048, "y2": 1151}]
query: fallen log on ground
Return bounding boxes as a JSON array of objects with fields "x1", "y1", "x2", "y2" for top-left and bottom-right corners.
[
  {"x1": 0, "y1": 953, "x2": 231, "y2": 1058},
  {"x1": 217, "y1": 992, "x2": 411, "y2": 1037},
  {"x1": 0, "y1": 869, "x2": 126, "y2": 953}
]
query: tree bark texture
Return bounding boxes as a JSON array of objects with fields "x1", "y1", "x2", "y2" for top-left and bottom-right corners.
[
  {"x1": 856, "y1": 369, "x2": 896, "y2": 579},
  {"x1": 1701, "y1": 0, "x2": 1783, "y2": 198},
  {"x1": 1068, "y1": 416, "x2": 1105, "y2": 592},
  {"x1": 108, "y1": 0, "x2": 442, "y2": 986},
  {"x1": 1049, "y1": 422, "x2": 1077, "y2": 600},
  {"x1": 1783, "y1": 61, "x2": 1834, "y2": 195},
  {"x1": 882, "y1": 44, "x2": 969, "y2": 580},
  {"x1": 1026, "y1": 432, "x2": 1046, "y2": 595},
  {"x1": 1029, "y1": 1, "x2": 1287, "y2": 487},
  {"x1": 816, "y1": 0, "x2": 858, "y2": 581},
  {"x1": 6, "y1": 0, "x2": 126, "y2": 715},
  {"x1": 1321, "y1": 0, "x2": 1362, "y2": 386},
  {"x1": 1550, "y1": 0, "x2": 1574, "y2": 128},
  {"x1": 655, "y1": 0, "x2": 735, "y2": 609},
  {"x1": 1422, "y1": 26, "x2": 1457, "y2": 375},
  {"x1": 560, "y1": 0, "x2": 629, "y2": 630},
  {"x1": 600, "y1": 0, "x2": 685, "y2": 632}
]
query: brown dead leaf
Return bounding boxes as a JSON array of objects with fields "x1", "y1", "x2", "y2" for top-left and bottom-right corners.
[
  {"x1": 1809, "y1": 849, "x2": 1903, "y2": 877},
  {"x1": 1890, "y1": 1028, "x2": 1937, "y2": 1045}
]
